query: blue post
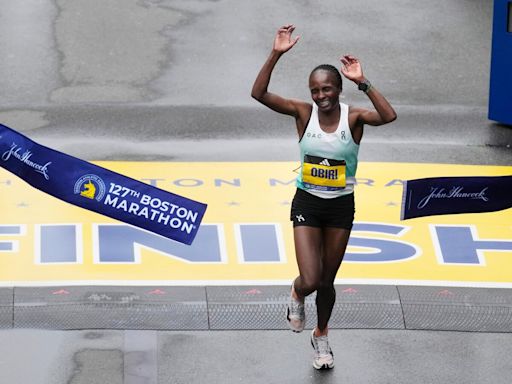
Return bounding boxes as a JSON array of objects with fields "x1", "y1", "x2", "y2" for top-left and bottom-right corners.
[{"x1": 488, "y1": 0, "x2": 512, "y2": 125}]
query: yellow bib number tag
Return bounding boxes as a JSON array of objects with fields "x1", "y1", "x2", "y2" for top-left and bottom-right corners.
[{"x1": 302, "y1": 156, "x2": 346, "y2": 190}]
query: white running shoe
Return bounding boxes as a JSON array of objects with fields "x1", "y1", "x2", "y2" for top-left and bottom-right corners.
[
  {"x1": 310, "y1": 330, "x2": 334, "y2": 370},
  {"x1": 286, "y1": 284, "x2": 305, "y2": 332}
]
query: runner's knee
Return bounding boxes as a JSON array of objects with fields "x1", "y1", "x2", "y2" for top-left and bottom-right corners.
[{"x1": 296, "y1": 275, "x2": 321, "y2": 296}]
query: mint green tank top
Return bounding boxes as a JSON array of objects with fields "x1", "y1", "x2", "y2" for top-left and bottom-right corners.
[{"x1": 296, "y1": 102, "x2": 359, "y2": 198}]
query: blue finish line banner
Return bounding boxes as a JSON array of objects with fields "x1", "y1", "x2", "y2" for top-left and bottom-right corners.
[
  {"x1": 401, "y1": 175, "x2": 512, "y2": 220},
  {"x1": 0, "y1": 124, "x2": 207, "y2": 245}
]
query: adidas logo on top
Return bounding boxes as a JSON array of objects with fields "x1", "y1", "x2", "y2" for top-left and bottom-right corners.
[{"x1": 319, "y1": 159, "x2": 330, "y2": 166}]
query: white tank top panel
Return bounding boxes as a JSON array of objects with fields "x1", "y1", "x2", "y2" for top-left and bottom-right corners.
[{"x1": 296, "y1": 102, "x2": 359, "y2": 199}]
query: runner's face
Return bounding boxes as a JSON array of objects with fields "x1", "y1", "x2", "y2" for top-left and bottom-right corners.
[{"x1": 309, "y1": 71, "x2": 341, "y2": 112}]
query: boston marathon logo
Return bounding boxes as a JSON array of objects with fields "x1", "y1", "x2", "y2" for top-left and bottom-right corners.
[
  {"x1": 2, "y1": 142, "x2": 52, "y2": 180},
  {"x1": 74, "y1": 175, "x2": 199, "y2": 235},
  {"x1": 74, "y1": 174, "x2": 106, "y2": 201}
]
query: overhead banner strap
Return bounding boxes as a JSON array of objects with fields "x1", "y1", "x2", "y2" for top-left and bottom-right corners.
[
  {"x1": 0, "y1": 123, "x2": 207, "y2": 245},
  {"x1": 401, "y1": 175, "x2": 512, "y2": 220}
]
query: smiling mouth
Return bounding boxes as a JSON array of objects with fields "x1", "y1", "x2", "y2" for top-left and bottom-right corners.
[{"x1": 317, "y1": 101, "x2": 330, "y2": 108}]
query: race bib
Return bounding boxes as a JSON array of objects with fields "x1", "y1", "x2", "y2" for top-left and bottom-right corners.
[{"x1": 302, "y1": 155, "x2": 346, "y2": 191}]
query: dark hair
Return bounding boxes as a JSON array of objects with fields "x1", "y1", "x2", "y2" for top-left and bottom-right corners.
[{"x1": 310, "y1": 64, "x2": 343, "y2": 89}]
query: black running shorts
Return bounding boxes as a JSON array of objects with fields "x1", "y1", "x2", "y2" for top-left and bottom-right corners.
[{"x1": 290, "y1": 188, "x2": 355, "y2": 229}]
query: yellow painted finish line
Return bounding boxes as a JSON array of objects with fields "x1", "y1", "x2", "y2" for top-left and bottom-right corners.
[{"x1": 0, "y1": 162, "x2": 511, "y2": 287}]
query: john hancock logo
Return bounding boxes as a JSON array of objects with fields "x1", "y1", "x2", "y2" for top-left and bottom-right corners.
[
  {"x1": 74, "y1": 174, "x2": 106, "y2": 202},
  {"x1": 417, "y1": 186, "x2": 489, "y2": 209},
  {"x1": 2, "y1": 142, "x2": 52, "y2": 180}
]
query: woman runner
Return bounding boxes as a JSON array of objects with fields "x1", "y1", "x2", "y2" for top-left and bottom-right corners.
[{"x1": 251, "y1": 24, "x2": 397, "y2": 370}]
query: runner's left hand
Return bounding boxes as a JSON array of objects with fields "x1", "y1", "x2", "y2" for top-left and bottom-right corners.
[{"x1": 340, "y1": 55, "x2": 364, "y2": 83}]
